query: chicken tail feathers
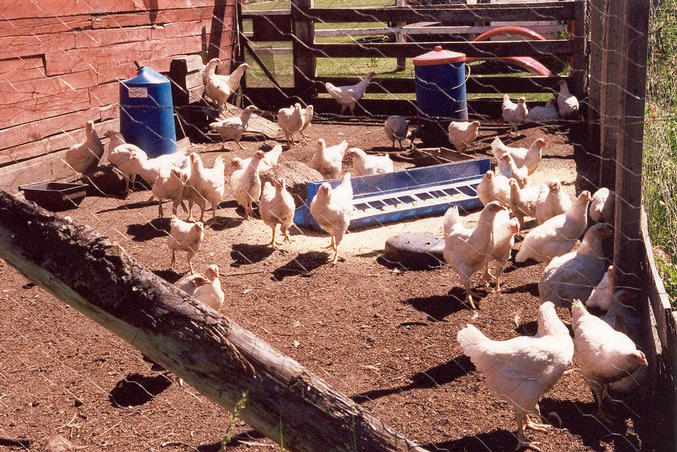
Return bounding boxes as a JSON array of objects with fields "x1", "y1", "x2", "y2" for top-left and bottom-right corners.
[
  {"x1": 442, "y1": 205, "x2": 461, "y2": 237},
  {"x1": 457, "y1": 324, "x2": 489, "y2": 358}
]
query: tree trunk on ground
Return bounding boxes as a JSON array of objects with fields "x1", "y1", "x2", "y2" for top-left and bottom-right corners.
[{"x1": 0, "y1": 191, "x2": 428, "y2": 452}]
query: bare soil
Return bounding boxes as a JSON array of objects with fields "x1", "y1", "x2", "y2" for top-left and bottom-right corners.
[{"x1": 0, "y1": 120, "x2": 654, "y2": 452}]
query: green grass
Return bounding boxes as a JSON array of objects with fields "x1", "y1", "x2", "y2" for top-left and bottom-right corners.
[{"x1": 644, "y1": 0, "x2": 677, "y2": 305}]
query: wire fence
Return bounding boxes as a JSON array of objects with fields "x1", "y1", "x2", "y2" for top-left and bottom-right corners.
[{"x1": 0, "y1": 0, "x2": 674, "y2": 451}]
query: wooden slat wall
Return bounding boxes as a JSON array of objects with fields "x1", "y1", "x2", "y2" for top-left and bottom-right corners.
[{"x1": 0, "y1": 1, "x2": 236, "y2": 169}]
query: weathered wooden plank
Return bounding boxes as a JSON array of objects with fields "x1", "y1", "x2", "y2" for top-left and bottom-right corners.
[
  {"x1": 570, "y1": 0, "x2": 586, "y2": 99},
  {"x1": 0, "y1": 192, "x2": 429, "y2": 452},
  {"x1": 0, "y1": 70, "x2": 97, "y2": 106},
  {"x1": 292, "y1": 0, "x2": 316, "y2": 94},
  {"x1": 92, "y1": 6, "x2": 214, "y2": 28},
  {"x1": 0, "y1": 0, "x2": 136, "y2": 20},
  {"x1": 89, "y1": 82, "x2": 119, "y2": 107},
  {"x1": 312, "y1": 39, "x2": 580, "y2": 58},
  {"x1": 0, "y1": 56, "x2": 45, "y2": 83},
  {"x1": 0, "y1": 15, "x2": 91, "y2": 37},
  {"x1": 307, "y1": 1, "x2": 579, "y2": 23},
  {"x1": 598, "y1": 0, "x2": 624, "y2": 187},
  {"x1": 613, "y1": 0, "x2": 650, "y2": 294},
  {"x1": 45, "y1": 35, "x2": 204, "y2": 76},
  {"x1": 75, "y1": 26, "x2": 153, "y2": 48},
  {"x1": 0, "y1": 88, "x2": 90, "y2": 129},
  {"x1": 641, "y1": 209, "x2": 672, "y2": 348},
  {"x1": 150, "y1": 19, "x2": 219, "y2": 40},
  {"x1": 0, "y1": 32, "x2": 76, "y2": 60},
  {"x1": 0, "y1": 107, "x2": 99, "y2": 151},
  {"x1": 587, "y1": 0, "x2": 606, "y2": 155},
  {"x1": 318, "y1": 75, "x2": 568, "y2": 94}
]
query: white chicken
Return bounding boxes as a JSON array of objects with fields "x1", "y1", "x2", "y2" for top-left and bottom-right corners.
[
  {"x1": 65, "y1": 120, "x2": 104, "y2": 175},
  {"x1": 202, "y1": 59, "x2": 250, "y2": 109},
  {"x1": 312, "y1": 138, "x2": 348, "y2": 179},
  {"x1": 324, "y1": 72, "x2": 375, "y2": 115},
  {"x1": 442, "y1": 202, "x2": 506, "y2": 309},
  {"x1": 167, "y1": 217, "x2": 204, "y2": 274},
  {"x1": 534, "y1": 179, "x2": 572, "y2": 225},
  {"x1": 477, "y1": 170, "x2": 510, "y2": 207},
  {"x1": 556, "y1": 80, "x2": 579, "y2": 119},
  {"x1": 571, "y1": 299, "x2": 648, "y2": 423},
  {"x1": 457, "y1": 301, "x2": 573, "y2": 451},
  {"x1": 502, "y1": 95, "x2": 528, "y2": 135},
  {"x1": 509, "y1": 178, "x2": 546, "y2": 227},
  {"x1": 491, "y1": 137, "x2": 546, "y2": 175},
  {"x1": 231, "y1": 144, "x2": 282, "y2": 172},
  {"x1": 231, "y1": 150, "x2": 265, "y2": 219},
  {"x1": 277, "y1": 104, "x2": 304, "y2": 146},
  {"x1": 105, "y1": 131, "x2": 146, "y2": 193},
  {"x1": 589, "y1": 187, "x2": 615, "y2": 224},
  {"x1": 299, "y1": 104, "x2": 314, "y2": 141},
  {"x1": 515, "y1": 190, "x2": 591, "y2": 263},
  {"x1": 447, "y1": 120, "x2": 481, "y2": 153},
  {"x1": 193, "y1": 264, "x2": 224, "y2": 311},
  {"x1": 182, "y1": 152, "x2": 206, "y2": 222},
  {"x1": 210, "y1": 105, "x2": 258, "y2": 150},
  {"x1": 525, "y1": 98, "x2": 560, "y2": 123},
  {"x1": 538, "y1": 223, "x2": 612, "y2": 307},
  {"x1": 309, "y1": 172, "x2": 353, "y2": 265},
  {"x1": 259, "y1": 178, "x2": 296, "y2": 247},
  {"x1": 484, "y1": 207, "x2": 520, "y2": 291},
  {"x1": 384, "y1": 115, "x2": 410, "y2": 149},
  {"x1": 346, "y1": 147, "x2": 394, "y2": 176},
  {"x1": 193, "y1": 155, "x2": 226, "y2": 222},
  {"x1": 496, "y1": 153, "x2": 528, "y2": 188},
  {"x1": 152, "y1": 167, "x2": 187, "y2": 218},
  {"x1": 585, "y1": 265, "x2": 615, "y2": 311}
]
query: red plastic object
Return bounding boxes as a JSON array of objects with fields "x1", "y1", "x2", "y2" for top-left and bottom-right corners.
[
  {"x1": 466, "y1": 26, "x2": 552, "y2": 76},
  {"x1": 413, "y1": 46, "x2": 466, "y2": 66}
]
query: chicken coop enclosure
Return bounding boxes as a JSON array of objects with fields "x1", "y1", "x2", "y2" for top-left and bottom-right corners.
[{"x1": 0, "y1": 0, "x2": 675, "y2": 451}]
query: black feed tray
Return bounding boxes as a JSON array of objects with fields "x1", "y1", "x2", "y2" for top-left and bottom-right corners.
[{"x1": 19, "y1": 181, "x2": 87, "y2": 211}]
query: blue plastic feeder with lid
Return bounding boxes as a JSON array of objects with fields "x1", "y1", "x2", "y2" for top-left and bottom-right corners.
[
  {"x1": 120, "y1": 64, "x2": 177, "y2": 158},
  {"x1": 414, "y1": 46, "x2": 468, "y2": 145}
]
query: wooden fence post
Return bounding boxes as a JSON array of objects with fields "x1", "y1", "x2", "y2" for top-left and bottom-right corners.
[
  {"x1": 292, "y1": 0, "x2": 316, "y2": 97},
  {"x1": 0, "y1": 192, "x2": 428, "y2": 452},
  {"x1": 598, "y1": 0, "x2": 625, "y2": 188},
  {"x1": 395, "y1": 0, "x2": 406, "y2": 72},
  {"x1": 570, "y1": 0, "x2": 587, "y2": 99},
  {"x1": 613, "y1": 0, "x2": 650, "y2": 295},
  {"x1": 587, "y1": 0, "x2": 606, "y2": 155}
]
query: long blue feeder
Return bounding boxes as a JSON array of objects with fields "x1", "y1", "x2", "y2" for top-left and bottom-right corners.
[{"x1": 294, "y1": 158, "x2": 491, "y2": 231}]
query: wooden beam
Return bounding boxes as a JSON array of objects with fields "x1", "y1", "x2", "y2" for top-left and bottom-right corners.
[
  {"x1": 598, "y1": 0, "x2": 625, "y2": 188},
  {"x1": 307, "y1": 2, "x2": 579, "y2": 23},
  {"x1": 318, "y1": 75, "x2": 568, "y2": 94},
  {"x1": 587, "y1": 0, "x2": 606, "y2": 155},
  {"x1": 0, "y1": 191, "x2": 428, "y2": 452},
  {"x1": 310, "y1": 39, "x2": 580, "y2": 58},
  {"x1": 613, "y1": 0, "x2": 650, "y2": 294},
  {"x1": 570, "y1": 0, "x2": 586, "y2": 99},
  {"x1": 291, "y1": 0, "x2": 316, "y2": 96}
]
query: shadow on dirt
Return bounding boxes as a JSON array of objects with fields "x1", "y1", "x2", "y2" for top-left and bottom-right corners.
[
  {"x1": 127, "y1": 218, "x2": 170, "y2": 242},
  {"x1": 351, "y1": 355, "x2": 474, "y2": 404},
  {"x1": 272, "y1": 251, "x2": 330, "y2": 280},
  {"x1": 109, "y1": 373, "x2": 172, "y2": 408}
]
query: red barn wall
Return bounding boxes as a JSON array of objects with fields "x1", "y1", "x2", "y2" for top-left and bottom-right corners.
[{"x1": 0, "y1": 0, "x2": 236, "y2": 182}]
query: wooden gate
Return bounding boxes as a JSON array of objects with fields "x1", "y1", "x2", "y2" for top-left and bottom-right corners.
[{"x1": 241, "y1": 0, "x2": 586, "y2": 117}]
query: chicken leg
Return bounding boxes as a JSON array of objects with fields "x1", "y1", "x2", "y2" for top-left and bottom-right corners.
[
  {"x1": 170, "y1": 250, "x2": 176, "y2": 269},
  {"x1": 461, "y1": 276, "x2": 479, "y2": 310},
  {"x1": 282, "y1": 229, "x2": 294, "y2": 244},
  {"x1": 515, "y1": 414, "x2": 545, "y2": 452},
  {"x1": 268, "y1": 227, "x2": 285, "y2": 247}
]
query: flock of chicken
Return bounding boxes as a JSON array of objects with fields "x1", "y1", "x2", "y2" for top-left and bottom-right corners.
[{"x1": 60, "y1": 61, "x2": 646, "y2": 451}]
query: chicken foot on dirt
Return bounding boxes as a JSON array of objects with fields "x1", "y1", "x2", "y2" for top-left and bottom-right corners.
[{"x1": 515, "y1": 414, "x2": 549, "y2": 451}]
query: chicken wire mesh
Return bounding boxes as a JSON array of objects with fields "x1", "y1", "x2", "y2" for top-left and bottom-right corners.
[{"x1": 0, "y1": 0, "x2": 674, "y2": 451}]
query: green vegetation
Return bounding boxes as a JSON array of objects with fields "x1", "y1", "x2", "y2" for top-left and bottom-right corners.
[
  {"x1": 219, "y1": 391, "x2": 248, "y2": 452},
  {"x1": 645, "y1": 0, "x2": 677, "y2": 304}
]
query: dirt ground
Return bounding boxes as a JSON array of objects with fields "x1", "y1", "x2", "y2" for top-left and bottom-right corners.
[{"x1": 0, "y1": 119, "x2": 656, "y2": 452}]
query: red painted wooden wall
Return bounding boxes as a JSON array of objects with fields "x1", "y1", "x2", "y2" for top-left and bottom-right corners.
[{"x1": 0, "y1": 0, "x2": 236, "y2": 167}]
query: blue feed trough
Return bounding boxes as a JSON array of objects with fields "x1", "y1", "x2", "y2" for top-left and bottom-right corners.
[{"x1": 294, "y1": 158, "x2": 491, "y2": 231}]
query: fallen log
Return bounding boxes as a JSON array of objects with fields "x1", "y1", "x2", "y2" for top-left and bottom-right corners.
[{"x1": 0, "y1": 190, "x2": 427, "y2": 452}]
